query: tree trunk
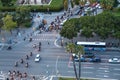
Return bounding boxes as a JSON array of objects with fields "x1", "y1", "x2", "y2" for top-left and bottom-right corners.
[
  {"x1": 72, "y1": 56, "x2": 78, "y2": 80},
  {"x1": 78, "y1": 53, "x2": 81, "y2": 80}
]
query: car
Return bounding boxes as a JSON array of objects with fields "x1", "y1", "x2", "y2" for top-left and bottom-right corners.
[
  {"x1": 72, "y1": 54, "x2": 88, "y2": 62},
  {"x1": 89, "y1": 57, "x2": 101, "y2": 62},
  {"x1": 34, "y1": 54, "x2": 41, "y2": 62},
  {"x1": 60, "y1": 19, "x2": 67, "y2": 26},
  {"x1": 82, "y1": 52, "x2": 95, "y2": 58},
  {"x1": 108, "y1": 58, "x2": 120, "y2": 63}
]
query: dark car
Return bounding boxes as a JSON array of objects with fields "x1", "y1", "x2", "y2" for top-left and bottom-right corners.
[
  {"x1": 82, "y1": 52, "x2": 95, "y2": 58},
  {"x1": 72, "y1": 54, "x2": 86, "y2": 62},
  {"x1": 89, "y1": 57, "x2": 101, "y2": 62}
]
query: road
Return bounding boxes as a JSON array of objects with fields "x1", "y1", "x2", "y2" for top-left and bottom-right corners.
[
  {"x1": 63, "y1": 51, "x2": 120, "y2": 80},
  {"x1": 0, "y1": 30, "x2": 120, "y2": 80},
  {"x1": 0, "y1": 7, "x2": 120, "y2": 80}
]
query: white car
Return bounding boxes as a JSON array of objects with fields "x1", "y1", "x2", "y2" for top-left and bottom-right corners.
[
  {"x1": 60, "y1": 19, "x2": 67, "y2": 26},
  {"x1": 108, "y1": 58, "x2": 120, "y2": 63},
  {"x1": 34, "y1": 54, "x2": 41, "y2": 62}
]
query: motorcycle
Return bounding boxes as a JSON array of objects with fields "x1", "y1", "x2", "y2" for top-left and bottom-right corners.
[
  {"x1": 29, "y1": 37, "x2": 32, "y2": 42},
  {"x1": 20, "y1": 59, "x2": 24, "y2": 64},
  {"x1": 26, "y1": 55, "x2": 29, "y2": 60},
  {"x1": 25, "y1": 62, "x2": 29, "y2": 68},
  {"x1": 38, "y1": 46, "x2": 41, "y2": 51},
  {"x1": 15, "y1": 62, "x2": 18, "y2": 67},
  {"x1": 33, "y1": 44, "x2": 36, "y2": 48}
]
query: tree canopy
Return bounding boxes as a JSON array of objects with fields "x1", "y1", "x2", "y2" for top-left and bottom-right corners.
[
  {"x1": 60, "y1": 11, "x2": 120, "y2": 40},
  {"x1": 2, "y1": 14, "x2": 17, "y2": 31}
]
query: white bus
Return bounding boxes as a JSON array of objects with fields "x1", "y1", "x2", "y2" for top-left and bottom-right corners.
[{"x1": 77, "y1": 41, "x2": 106, "y2": 51}]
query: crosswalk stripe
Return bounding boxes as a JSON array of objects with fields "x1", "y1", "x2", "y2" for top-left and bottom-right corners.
[
  {"x1": 34, "y1": 34, "x2": 58, "y2": 37},
  {"x1": 26, "y1": 38, "x2": 55, "y2": 41}
]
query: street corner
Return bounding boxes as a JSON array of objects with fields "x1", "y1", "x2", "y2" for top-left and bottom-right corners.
[{"x1": 54, "y1": 39, "x2": 62, "y2": 48}]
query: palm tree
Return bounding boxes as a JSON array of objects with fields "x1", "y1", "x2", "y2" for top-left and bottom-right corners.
[
  {"x1": 66, "y1": 43, "x2": 78, "y2": 80},
  {"x1": 75, "y1": 45, "x2": 84, "y2": 80},
  {"x1": 66, "y1": 43, "x2": 84, "y2": 80}
]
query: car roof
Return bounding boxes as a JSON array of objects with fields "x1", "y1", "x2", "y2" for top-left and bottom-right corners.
[{"x1": 113, "y1": 58, "x2": 118, "y2": 60}]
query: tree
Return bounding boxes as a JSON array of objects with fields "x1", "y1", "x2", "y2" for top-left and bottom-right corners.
[
  {"x1": 81, "y1": 27, "x2": 93, "y2": 41},
  {"x1": 2, "y1": 14, "x2": 17, "y2": 32},
  {"x1": 60, "y1": 20, "x2": 78, "y2": 42},
  {"x1": 79, "y1": 0, "x2": 86, "y2": 6},
  {"x1": 74, "y1": 0, "x2": 80, "y2": 5},
  {"x1": 66, "y1": 43, "x2": 84, "y2": 80},
  {"x1": 100, "y1": 0, "x2": 115, "y2": 10},
  {"x1": 63, "y1": 0, "x2": 68, "y2": 11},
  {"x1": 66, "y1": 43, "x2": 78, "y2": 80},
  {"x1": 1, "y1": 0, "x2": 13, "y2": 6},
  {"x1": 75, "y1": 45, "x2": 84, "y2": 80},
  {"x1": 15, "y1": 6, "x2": 31, "y2": 27}
]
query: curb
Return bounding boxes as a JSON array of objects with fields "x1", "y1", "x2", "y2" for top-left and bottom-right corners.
[{"x1": 54, "y1": 39, "x2": 62, "y2": 48}]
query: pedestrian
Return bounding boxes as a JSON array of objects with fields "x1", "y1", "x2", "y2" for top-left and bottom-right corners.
[
  {"x1": 48, "y1": 42, "x2": 50, "y2": 45},
  {"x1": 23, "y1": 37, "x2": 26, "y2": 41},
  {"x1": 30, "y1": 52, "x2": 33, "y2": 56},
  {"x1": 32, "y1": 76, "x2": 35, "y2": 80}
]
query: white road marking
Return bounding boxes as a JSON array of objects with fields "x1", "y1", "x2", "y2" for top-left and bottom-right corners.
[
  {"x1": 83, "y1": 66, "x2": 94, "y2": 69},
  {"x1": 54, "y1": 39, "x2": 62, "y2": 48},
  {"x1": 103, "y1": 75, "x2": 109, "y2": 77},
  {"x1": 113, "y1": 68, "x2": 120, "y2": 70},
  {"x1": 100, "y1": 63, "x2": 120, "y2": 66},
  {"x1": 68, "y1": 71, "x2": 74, "y2": 73},
  {"x1": 82, "y1": 72, "x2": 93, "y2": 74},
  {"x1": 113, "y1": 73, "x2": 120, "y2": 75},
  {"x1": 99, "y1": 67, "x2": 109, "y2": 70}
]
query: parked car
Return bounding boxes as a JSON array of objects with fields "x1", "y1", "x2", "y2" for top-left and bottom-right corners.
[
  {"x1": 34, "y1": 54, "x2": 41, "y2": 62},
  {"x1": 108, "y1": 58, "x2": 120, "y2": 63}
]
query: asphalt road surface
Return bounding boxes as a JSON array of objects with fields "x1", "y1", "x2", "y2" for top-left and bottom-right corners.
[{"x1": 0, "y1": 30, "x2": 120, "y2": 80}]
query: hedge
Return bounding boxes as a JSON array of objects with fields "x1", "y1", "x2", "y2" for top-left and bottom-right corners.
[{"x1": 0, "y1": 0, "x2": 64, "y2": 12}]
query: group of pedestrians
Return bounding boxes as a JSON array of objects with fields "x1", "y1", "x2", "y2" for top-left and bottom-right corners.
[
  {"x1": 6, "y1": 52, "x2": 33, "y2": 80},
  {"x1": 47, "y1": 8, "x2": 73, "y2": 32},
  {"x1": 32, "y1": 42, "x2": 41, "y2": 51},
  {"x1": 14, "y1": 52, "x2": 33, "y2": 68},
  {"x1": 7, "y1": 70, "x2": 36, "y2": 80}
]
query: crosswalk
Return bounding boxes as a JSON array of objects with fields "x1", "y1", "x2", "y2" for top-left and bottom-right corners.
[
  {"x1": 27, "y1": 38, "x2": 55, "y2": 41},
  {"x1": 34, "y1": 33, "x2": 59, "y2": 37},
  {"x1": 25, "y1": 33, "x2": 58, "y2": 47}
]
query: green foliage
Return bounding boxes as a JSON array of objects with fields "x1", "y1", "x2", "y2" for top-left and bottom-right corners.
[
  {"x1": 63, "y1": 0, "x2": 68, "y2": 11},
  {"x1": 74, "y1": 0, "x2": 80, "y2": 5},
  {"x1": 0, "y1": 0, "x2": 64, "y2": 12},
  {"x1": 61, "y1": 11, "x2": 120, "y2": 40},
  {"x1": 1, "y1": 0, "x2": 12, "y2": 6},
  {"x1": 70, "y1": 0, "x2": 74, "y2": 8},
  {"x1": 2, "y1": 14, "x2": 17, "y2": 31},
  {"x1": 60, "y1": 19, "x2": 78, "y2": 40},
  {"x1": 15, "y1": 6, "x2": 31, "y2": 26},
  {"x1": 66, "y1": 43, "x2": 76, "y2": 53},
  {"x1": 23, "y1": 22, "x2": 32, "y2": 28},
  {"x1": 100, "y1": 0, "x2": 115, "y2": 10}
]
